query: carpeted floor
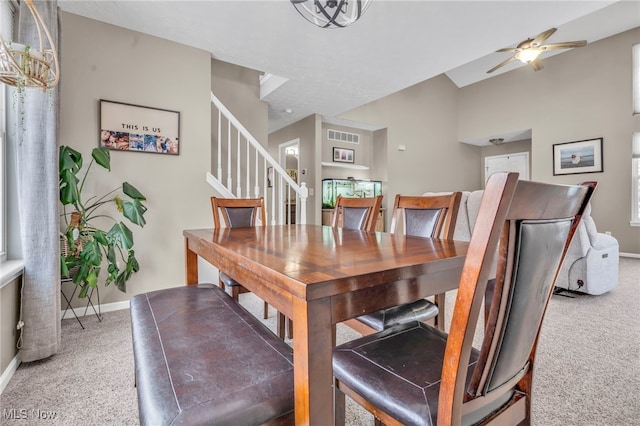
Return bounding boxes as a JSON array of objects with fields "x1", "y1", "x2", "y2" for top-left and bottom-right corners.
[{"x1": 1, "y1": 257, "x2": 638, "y2": 425}]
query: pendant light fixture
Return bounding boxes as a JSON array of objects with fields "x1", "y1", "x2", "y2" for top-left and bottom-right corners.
[
  {"x1": 290, "y1": 0, "x2": 372, "y2": 28},
  {"x1": 0, "y1": 0, "x2": 59, "y2": 91}
]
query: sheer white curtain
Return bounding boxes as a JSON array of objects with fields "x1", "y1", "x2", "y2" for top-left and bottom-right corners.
[{"x1": 15, "y1": 0, "x2": 60, "y2": 362}]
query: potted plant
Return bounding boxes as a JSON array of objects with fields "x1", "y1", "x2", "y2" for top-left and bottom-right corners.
[{"x1": 59, "y1": 145, "x2": 148, "y2": 298}]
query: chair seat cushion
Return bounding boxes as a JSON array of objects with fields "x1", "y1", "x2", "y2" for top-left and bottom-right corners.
[
  {"x1": 333, "y1": 321, "x2": 479, "y2": 426},
  {"x1": 355, "y1": 299, "x2": 439, "y2": 331},
  {"x1": 219, "y1": 271, "x2": 240, "y2": 287},
  {"x1": 130, "y1": 284, "x2": 294, "y2": 425}
]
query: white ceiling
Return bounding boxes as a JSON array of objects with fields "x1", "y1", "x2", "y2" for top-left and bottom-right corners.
[{"x1": 57, "y1": 0, "x2": 640, "y2": 136}]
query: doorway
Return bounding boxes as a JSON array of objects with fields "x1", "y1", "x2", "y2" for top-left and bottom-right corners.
[
  {"x1": 279, "y1": 139, "x2": 300, "y2": 223},
  {"x1": 484, "y1": 152, "x2": 529, "y2": 185}
]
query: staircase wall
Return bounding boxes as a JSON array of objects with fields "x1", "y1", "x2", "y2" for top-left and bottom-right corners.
[{"x1": 211, "y1": 58, "x2": 269, "y2": 184}]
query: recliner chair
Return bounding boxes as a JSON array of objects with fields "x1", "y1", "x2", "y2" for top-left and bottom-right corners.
[{"x1": 555, "y1": 202, "x2": 619, "y2": 295}]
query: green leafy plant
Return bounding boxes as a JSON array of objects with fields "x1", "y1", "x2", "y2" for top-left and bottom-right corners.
[
  {"x1": 6, "y1": 42, "x2": 29, "y2": 139},
  {"x1": 59, "y1": 146, "x2": 148, "y2": 298}
]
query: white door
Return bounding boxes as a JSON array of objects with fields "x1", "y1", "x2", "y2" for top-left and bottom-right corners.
[{"x1": 484, "y1": 152, "x2": 529, "y2": 185}]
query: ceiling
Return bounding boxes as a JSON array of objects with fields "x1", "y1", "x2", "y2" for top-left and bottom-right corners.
[{"x1": 57, "y1": 1, "x2": 640, "y2": 137}]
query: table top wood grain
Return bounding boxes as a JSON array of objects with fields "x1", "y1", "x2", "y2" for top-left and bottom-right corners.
[{"x1": 183, "y1": 224, "x2": 468, "y2": 425}]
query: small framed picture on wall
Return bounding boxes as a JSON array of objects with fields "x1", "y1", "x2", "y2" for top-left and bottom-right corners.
[
  {"x1": 552, "y1": 137, "x2": 603, "y2": 175},
  {"x1": 333, "y1": 147, "x2": 354, "y2": 163}
]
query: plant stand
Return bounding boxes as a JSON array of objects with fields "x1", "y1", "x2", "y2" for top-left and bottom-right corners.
[{"x1": 61, "y1": 278, "x2": 102, "y2": 329}]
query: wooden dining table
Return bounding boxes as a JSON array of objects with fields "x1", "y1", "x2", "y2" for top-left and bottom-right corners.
[{"x1": 183, "y1": 224, "x2": 468, "y2": 425}]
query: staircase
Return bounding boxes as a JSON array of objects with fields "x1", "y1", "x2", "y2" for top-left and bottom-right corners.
[{"x1": 207, "y1": 92, "x2": 308, "y2": 224}]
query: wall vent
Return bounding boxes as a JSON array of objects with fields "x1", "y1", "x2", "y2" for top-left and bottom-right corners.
[{"x1": 328, "y1": 129, "x2": 360, "y2": 144}]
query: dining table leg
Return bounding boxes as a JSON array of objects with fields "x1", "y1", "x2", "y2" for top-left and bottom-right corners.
[
  {"x1": 292, "y1": 296, "x2": 334, "y2": 425},
  {"x1": 184, "y1": 237, "x2": 198, "y2": 284}
]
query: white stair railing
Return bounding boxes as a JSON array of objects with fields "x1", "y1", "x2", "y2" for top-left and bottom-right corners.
[{"x1": 208, "y1": 92, "x2": 308, "y2": 225}]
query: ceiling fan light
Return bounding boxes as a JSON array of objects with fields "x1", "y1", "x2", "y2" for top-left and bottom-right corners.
[
  {"x1": 516, "y1": 48, "x2": 542, "y2": 64},
  {"x1": 291, "y1": 0, "x2": 372, "y2": 28}
]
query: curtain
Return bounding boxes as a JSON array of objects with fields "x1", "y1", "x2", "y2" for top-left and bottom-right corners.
[{"x1": 15, "y1": 0, "x2": 60, "y2": 362}]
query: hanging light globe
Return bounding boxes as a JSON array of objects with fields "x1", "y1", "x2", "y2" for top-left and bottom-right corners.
[{"x1": 290, "y1": 0, "x2": 372, "y2": 29}]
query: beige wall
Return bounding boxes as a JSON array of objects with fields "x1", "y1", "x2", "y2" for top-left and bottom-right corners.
[
  {"x1": 1, "y1": 278, "x2": 21, "y2": 377},
  {"x1": 4, "y1": 6, "x2": 637, "y2": 385},
  {"x1": 371, "y1": 129, "x2": 389, "y2": 183},
  {"x1": 210, "y1": 58, "x2": 268, "y2": 161},
  {"x1": 60, "y1": 12, "x2": 213, "y2": 304},
  {"x1": 338, "y1": 74, "x2": 483, "y2": 227},
  {"x1": 459, "y1": 28, "x2": 640, "y2": 253},
  {"x1": 320, "y1": 123, "x2": 374, "y2": 181},
  {"x1": 319, "y1": 29, "x2": 639, "y2": 251},
  {"x1": 5, "y1": 16, "x2": 637, "y2": 377}
]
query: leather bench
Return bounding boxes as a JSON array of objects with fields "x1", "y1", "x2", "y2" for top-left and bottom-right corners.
[{"x1": 130, "y1": 284, "x2": 294, "y2": 425}]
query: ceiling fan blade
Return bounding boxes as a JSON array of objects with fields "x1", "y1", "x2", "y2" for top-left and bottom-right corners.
[
  {"x1": 530, "y1": 58, "x2": 544, "y2": 72},
  {"x1": 487, "y1": 56, "x2": 517, "y2": 74},
  {"x1": 541, "y1": 40, "x2": 587, "y2": 51},
  {"x1": 496, "y1": 47, "x2": 520, "y2": 53},
  {"x1": 531, "y1": 28, "x2": 557, "y2": 46}
]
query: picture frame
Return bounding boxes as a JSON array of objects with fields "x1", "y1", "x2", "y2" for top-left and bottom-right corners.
[
  {"x1": 99, "y1": 99, "x2": 180, "y2": 155},
  {"x1": 333, "y1": 147, "x2": 355, "y2": 163},
  {"x1": 286, "y1": 168, "x2": 298, "y2": 183},
  {"x1": 553, "y1": 138, "x2": 603, "y2": 176}
]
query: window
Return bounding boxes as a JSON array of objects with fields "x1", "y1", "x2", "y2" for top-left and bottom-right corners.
[
  {"x1": 0, "y1": 0, "x2": 14, "y2": 262},
  {"x1": 633, "y1": 133, "x2": 640, "y2": 227},
  {"x1": 633, "y1": 44, "x2": 640, "y2": 226},
  {"x1": 0, "y1": 85, "x2": 6, "y2": 262}
]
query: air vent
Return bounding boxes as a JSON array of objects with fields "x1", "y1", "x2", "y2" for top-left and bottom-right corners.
[{"x1": 328, "y1": 129, "x2": 360, "y2": 144}]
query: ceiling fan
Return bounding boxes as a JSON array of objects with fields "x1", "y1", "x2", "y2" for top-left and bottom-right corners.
[{"x1": 487, "y1": 28, "x2": 587, "y2": 74}]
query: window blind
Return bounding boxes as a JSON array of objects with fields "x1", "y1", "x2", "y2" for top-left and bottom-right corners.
[
  {"x1": 0, "y1": 0, "x2": 14, "y2": 42},
  {"x1": 634, "y1": 44, "x2": 639, "y2": 115}
]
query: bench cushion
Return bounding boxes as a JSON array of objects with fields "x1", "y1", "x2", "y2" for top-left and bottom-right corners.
[{"x1": 130, "y1": 284, "x2": 294, "y2": 425}]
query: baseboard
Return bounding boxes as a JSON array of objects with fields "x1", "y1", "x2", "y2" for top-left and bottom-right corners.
[
  {"x1": 61, "y1": 300, "x2": 130, "y2": 320},
  {"x1": 620, "y1": 252, "x2": 640, "y2": 259},
  {"x1": 0, "y1": 354, "x2": 20, "y2": 394}
]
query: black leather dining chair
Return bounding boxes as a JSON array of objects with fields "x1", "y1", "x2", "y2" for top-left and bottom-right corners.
[
  {"x1": 343, "y1": 192, "x2": 462, "y2": 335},
  {"x1": 333, "y1": 174, "x2": 595, "y2": 426}
]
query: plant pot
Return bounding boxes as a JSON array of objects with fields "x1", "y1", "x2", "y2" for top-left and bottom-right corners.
[{"x1": 0, "y1": 41, "x2": 51, "y2": 88}]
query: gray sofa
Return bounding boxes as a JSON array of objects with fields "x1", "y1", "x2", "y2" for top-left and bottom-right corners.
[{"x1": 424, "y1": 190, "x2": 619, "y2": 295}]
